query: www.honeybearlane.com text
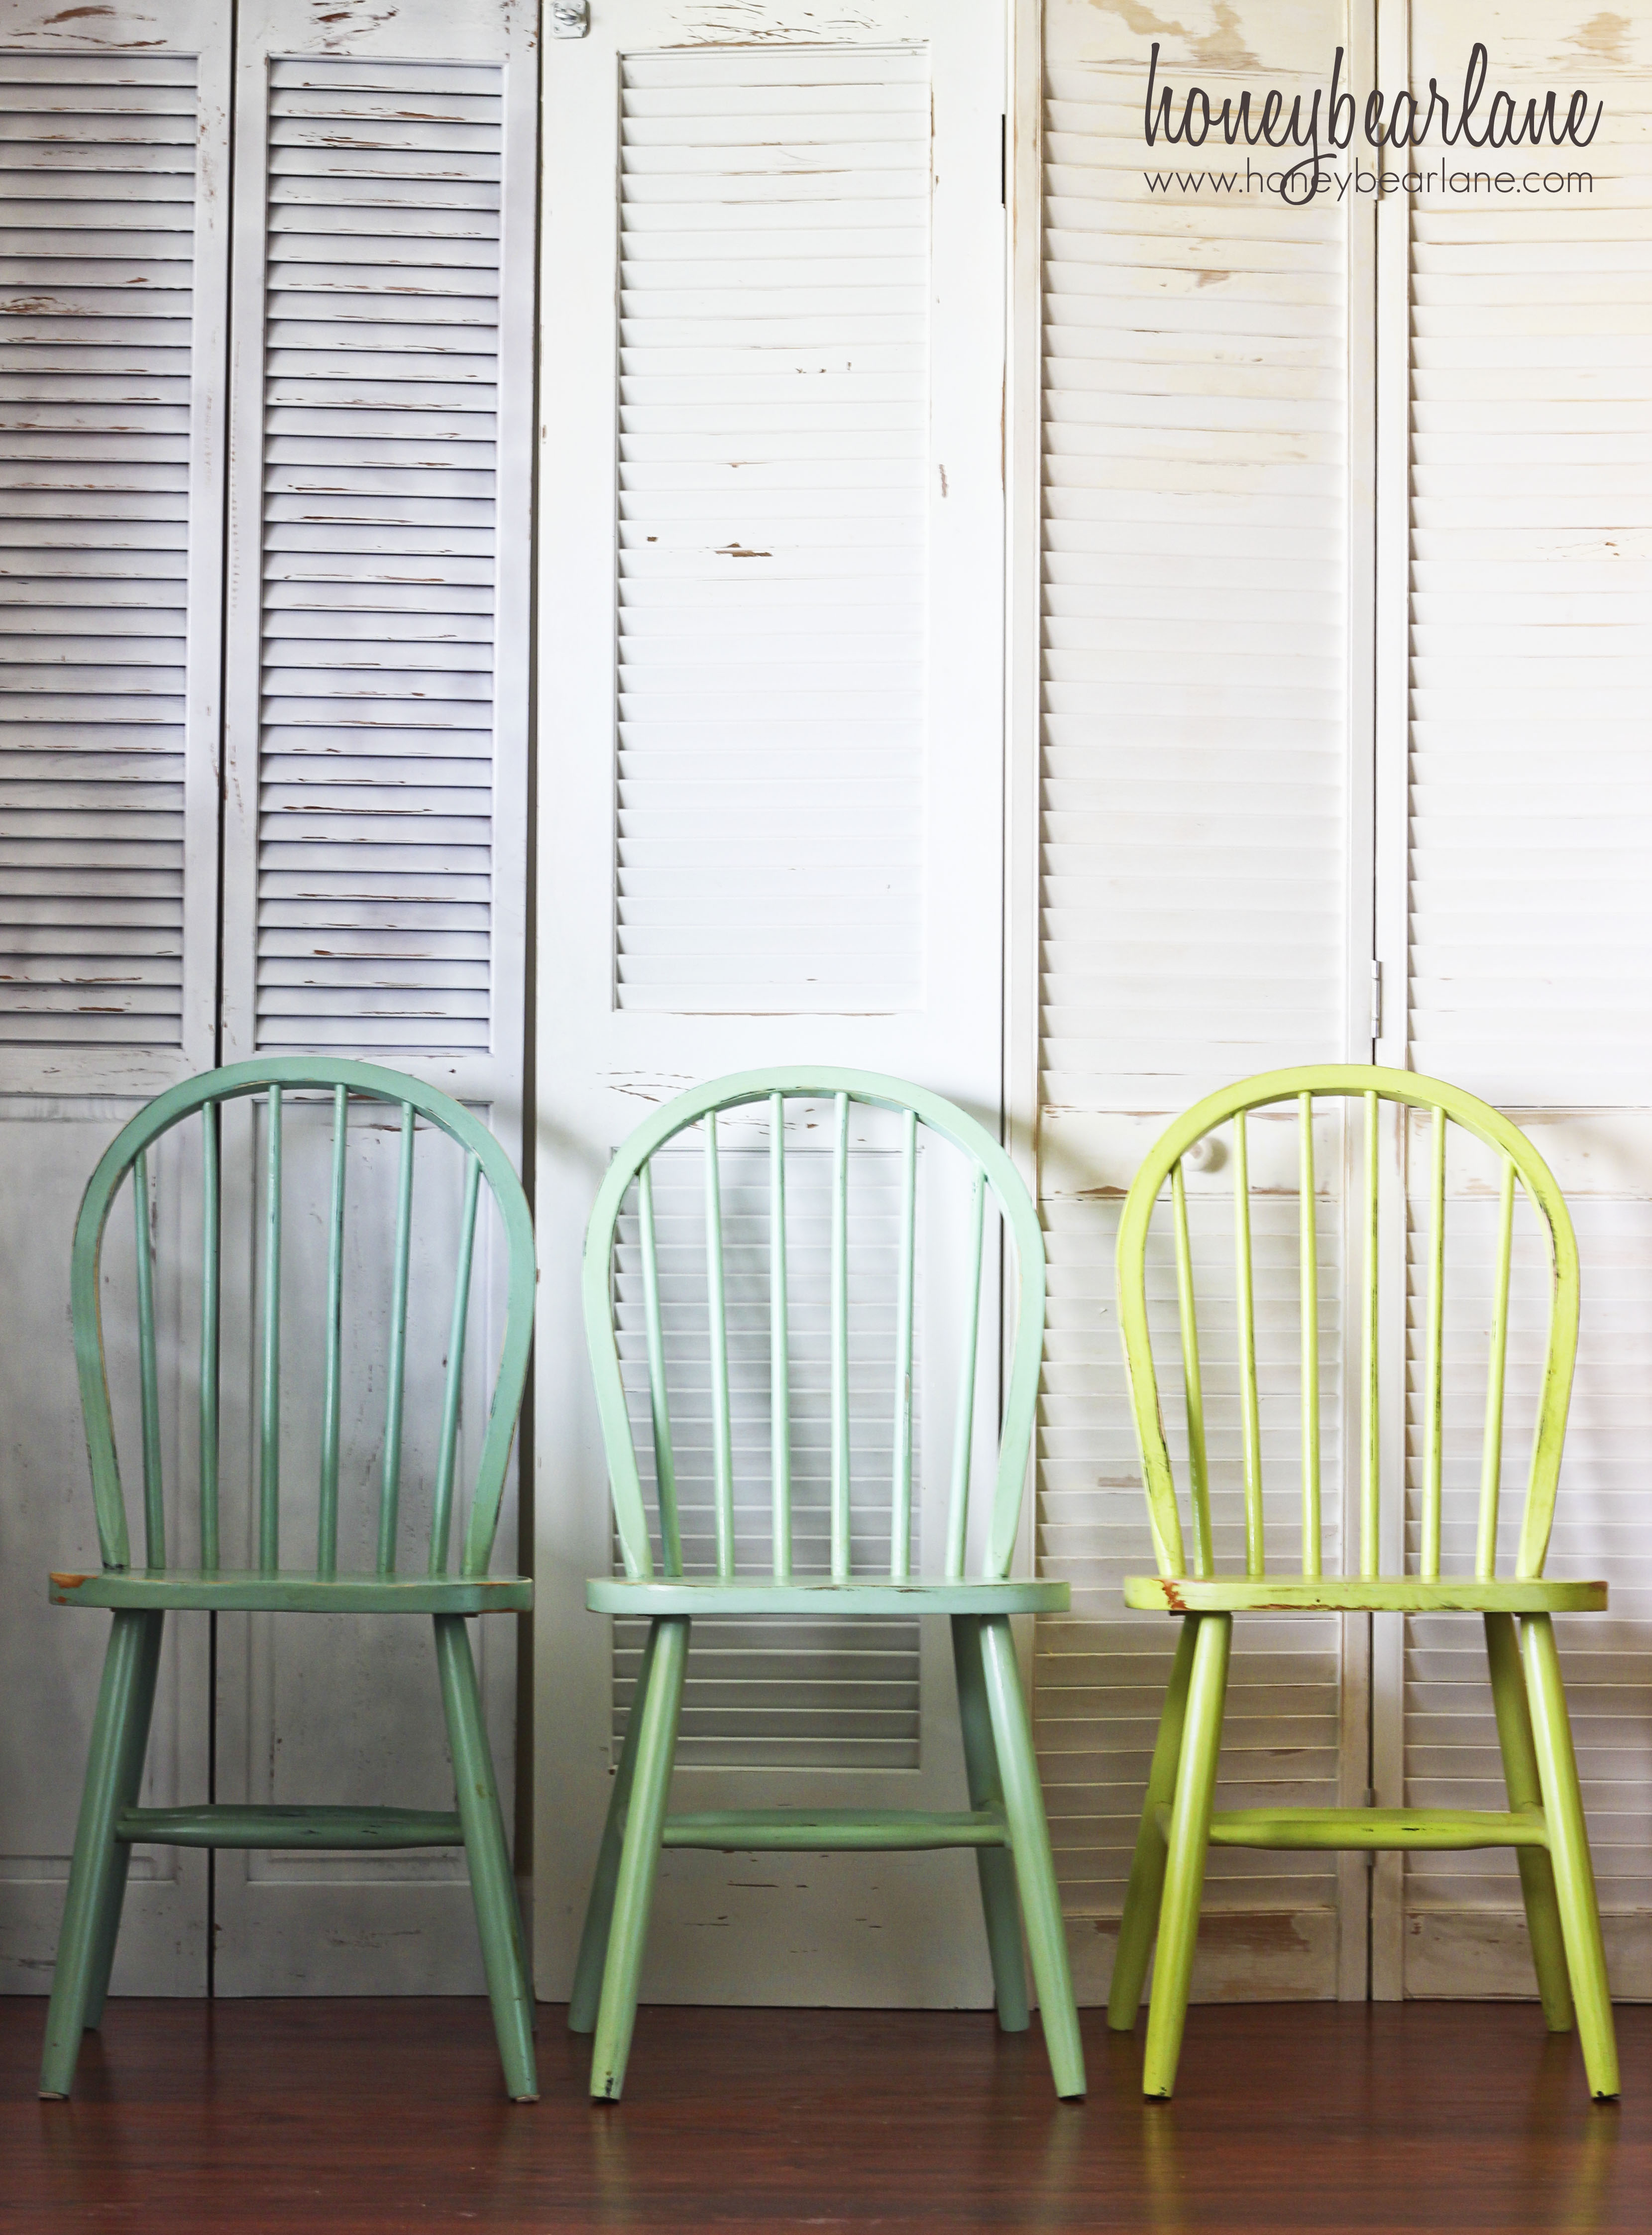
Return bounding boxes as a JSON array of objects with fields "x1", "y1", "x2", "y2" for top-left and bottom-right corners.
[{"x1": 1143, "y1": 41, "x2": 1603, "y2": 202}]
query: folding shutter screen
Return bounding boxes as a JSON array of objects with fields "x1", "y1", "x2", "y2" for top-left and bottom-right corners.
[
  {"x1": 0, "y1": 0, "x2": 226, "y2": 1095},
  {"x1": 0, "y1": 0, "x2": 229, "y2": 1996},
  {"x1": 1393, "y1": 0, "x2": 1652, "y2": 1999},
  {"x1": 219, "y1": 0, "x2": 534, "y2": 1111},
  {"x1": 1034, "y1": 0, "x2": 1366, "y2": 2003}
]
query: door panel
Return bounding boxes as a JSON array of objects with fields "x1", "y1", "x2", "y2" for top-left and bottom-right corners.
[
  {"x1": 0, "y1": 0, "x2": 229, "y2": 1995},
  {"x1": 211, "y1": 0, "x2": 536, "y2": 1995},
  {"x1": 535, "y1": 0, "x2": 1010, "y2": 2006},
  {"x1": 1032, "y1": 0, "x2": 1371, "y2": 2007}
]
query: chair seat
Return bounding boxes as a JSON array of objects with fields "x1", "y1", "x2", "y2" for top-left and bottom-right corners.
[
  {"x1": 1123, "y1": 1574, "x2": 1606, "y2": 1615},
  {"x1": 587, "y1": 1575, "x2": 1068, "y2": 1617},
  {"x1": 49, "y1": 1568, "x2": 532, "y2": 1614}
]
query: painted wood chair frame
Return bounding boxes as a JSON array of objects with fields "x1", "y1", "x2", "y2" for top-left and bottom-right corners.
[
  {"x1": 1105, "y1": 1063, "x2": 1617, "y2": 2102},
  {"x1": 573, "y1": 1066, "x2": 1084, "y2": 2102},
  {"x1": 39, "y1": 1057, "x2": 538, "y2": 2102}
]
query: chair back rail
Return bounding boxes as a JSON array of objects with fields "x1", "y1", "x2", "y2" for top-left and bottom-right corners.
[
  {"x1": 72, "y1": 1057, "x2": 535, "y2": 1581},
  {"x1": 583, "y1": 1067, "x2": 1045, "y2": 1586},
  {"x1": 1115, "y1": 1064, "x2": 1579, "y2": 1584}
]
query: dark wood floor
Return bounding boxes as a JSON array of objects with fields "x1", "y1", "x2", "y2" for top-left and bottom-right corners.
[{"x1": 2, "y1": 1998, "x2": 1646, "y2": 2232}]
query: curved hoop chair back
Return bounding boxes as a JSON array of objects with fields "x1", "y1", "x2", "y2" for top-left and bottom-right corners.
[
  {"x1": 583, "y1": 1066, "x2": 1047, "y2": 1587},
  {"x1": 73, "y1": 1056, "x2": 536, "y2": 1582},
  {"x1": 1117, "y1": 1063, "x2": 1579, "y2": 1585}
]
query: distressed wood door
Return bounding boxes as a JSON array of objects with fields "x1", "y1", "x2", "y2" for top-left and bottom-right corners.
[
  {"x1": 1372, "y1": 0, "x2": 1652, "y2": 2005},
  {"x1": 0, "y1": 0, "x2": 229, "y2": 1997},
  {"x1": 533, "y1": 0, "x2": 1012, "y2": 2006},
  {"x1": 1027, "y1": 0, "x2": 1379, "y2": 2008},
  {"x1": 208, "y1": 0, "x2": 537, "y2": 1995}
]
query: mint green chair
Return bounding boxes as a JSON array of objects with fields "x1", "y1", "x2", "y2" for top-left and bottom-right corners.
[
  {"x1": 572, "y1": 1067, "x2": 1084, "y2": 2101},
  {"x1": 39, "y1": 1058, "x2": 537, "y2": 2102},
  {"x1": 1107, "y1": 1064, "x2": 1617, "y2": 2101}
]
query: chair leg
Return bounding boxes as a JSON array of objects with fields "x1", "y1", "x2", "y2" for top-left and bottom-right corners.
[
  {"x1": 1142, "y1": 1611, "x2": 1230, "y2": 2101},
  {"x1": 434, "y1": 1615, "x2": 538, "y2": 2103},
  {"x1": 1484, "y1": 1611, "x2": 1572, "y2": 2032},
  {"x1": 979, "y1": 1615, "x2": 1085, "y2": 2099},
  {"x1": 951, "y1": 1614, "x2": 1029, "y2": 2033},
  {"x1": 1107, "y1": 1616, "x2": 1198, "y2": 2032},
  {"x1": 40, "y1": 1610, "x2": 164, "y2": 2098},
  {"x1": 590, "y1": 1614, "x2": 689, "y2": 2103},
  {"x1": 569, "y1": 1617, "x2": 660, "y2": 2034},
  {"x1": 1521, "y1": 1614, "x2": 1619, "y2": 2100}
]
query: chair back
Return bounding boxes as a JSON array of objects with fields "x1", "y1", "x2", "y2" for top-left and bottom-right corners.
[
  {"x1": 583, "y1": 1068, "x2": 1045, "y2": 1584},
  {"x1": 73, "y1": 1057, "x2": 535, "y2": 1579},
  {"x1": 1115, "y1": 1064, "x2": 1579, "y2": 1585}
]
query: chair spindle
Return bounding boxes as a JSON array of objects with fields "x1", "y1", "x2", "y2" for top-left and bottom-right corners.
[
  {"x1": 769, "y1": 1095, "x2": 790, "y2": 1581},
  {"x1": 132, "y1": 1148, "x2": 164, "y2": 1567},
  {"x1": 317, "y1": 1084, "x2": 348, "y2": 1577},
  {"x1": 639, "y1": 1160, "x2": 682, "y2": 1575},
  {"x1": 1169, "y1": 1159, "x2": 1213, "y2": 1577},
  {"x1": 830, "y1": 1092, "x2": 851, "y2": 1582},
  {"x1": 259, "y1": 1085, "x2": 283, "y2": 1574},
  {"x1": 944, "y1": 1164, "x2": 986, "y2": 1582},
  {"x1": 1299, "y1": 1094, "x2": 1321, "y2": 1577},
  {"x1": 1422, "y1": 1109, "x2": 1448, "y2": 1579},
  {"x1": 377, "y1": 1101, "x2": 416, "y2": 1575},
  {"x1": 1476, "y1": 1159, "x2": 1517, "y2": 1580},
  {"x1": 200, "y1": 1099, "x2": 220, "y2": 1570},
  {"x1": 704, "y1": 1114, "x2": 735, "y2": 1581},
  {"x1": 430, "y1": 1150, "x2": 482, "y2": 1575},
  {"x1": 1232, "y1": 1113, "x2": 1263, "y2": 1577},
  {"x1": 890, "y1": 1107, "x2": 917, "y2": 1580},
  {"x1": 1361, "y1": 1089, "x2": 1380, "y2": 1578}
]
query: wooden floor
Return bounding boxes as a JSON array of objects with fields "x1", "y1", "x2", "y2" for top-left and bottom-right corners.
[{"x1": 2, "y1": 1998, "x2": 1647, "y2": 2231}]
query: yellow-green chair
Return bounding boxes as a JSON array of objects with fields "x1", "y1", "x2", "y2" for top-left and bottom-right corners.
[{"x1": 1107, "y1": 1064, "x2": 1617, "y2": 2101}]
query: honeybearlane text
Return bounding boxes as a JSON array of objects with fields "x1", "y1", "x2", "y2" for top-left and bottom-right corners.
[{"x1": 1143, "y1": 42, "x2": 1603, "y2": 203}]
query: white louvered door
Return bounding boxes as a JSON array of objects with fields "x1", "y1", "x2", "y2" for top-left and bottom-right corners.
[
  {"x1": 0, "y1": 0, "x2": 228, "y2": 1996},
  {"x1": 210, "y1": 0, "x2": 536, "y2": 1994},
  {"x1": 1381, "y1": 0, "x2": 1652, "y2": 2003},
  {"x1": 1032, "y1": 0, "x2": 1373, "y2": 2006},
  {"x1": 534, "y1": 0, "x2": 1011, "y2": 2005}
]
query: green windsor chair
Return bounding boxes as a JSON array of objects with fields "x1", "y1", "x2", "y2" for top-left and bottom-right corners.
[
  {"x1": 39, "y1": 1057, "x2": 538, "y2": 2102},
  {"x1": 1106, "y1": 1064, "x2": 1616, "y2": 2102},
  {"x1": 572, "y1": 1067, "x2": 1085, "y2": 2102}
]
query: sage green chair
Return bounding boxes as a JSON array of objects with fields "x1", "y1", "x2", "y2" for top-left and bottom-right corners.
[
  {"x1": 572, "y1": 1067, "x2": 1084, "y2": 2102},
  {"x1": 1106, "y1": 1064, "x2": 1617, "y2": 2101},
  {"x1": 39, "y1": 1058, "x2": 537, "y2": 2102}
]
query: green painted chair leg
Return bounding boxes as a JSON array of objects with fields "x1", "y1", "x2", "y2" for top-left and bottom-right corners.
[
  {"x1": 1142, "y1": 1612, "x2": 1230, "y2": 2101},
  {"x1": 952, "y1": 1614, "x2": 1029, "y2": 2033},
  {"x1": 1484, "y1": 1611, "x2": 1572, "y2": 2032},
  {"x1": 83, "y1": 1608, "x2": 165, "y2": 2032},
  {"x1": 590, "y1": 1615, "x2": 689, "y2": 2102},
  {"x1": 979, "y1": 1615, "x2": 1085, "y2": 2099},
  {"x1": 434, "y1": 1614, "x2": 538, "y2": 2103},
  {"x1": 1521, "y1": 1615, "x2": 1619, "y2": 2100},
  {"x1": 40, "y1": 1610, "x2": 164, "y2": 2098},
  {"x1": 570, "y1": 1618, "x2": 660, "y2": 2036},
  {"x1": 1107, "y1": 1615, "x2": 1197, "y2": 2032}
]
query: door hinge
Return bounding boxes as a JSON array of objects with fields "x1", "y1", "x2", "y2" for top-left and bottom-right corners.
[
  {"x1": 1370, "y1": 959, "x2": 1383, "y2": 1045},
  {"x1": 550, "y1": 0, "x2": 590, "y2": 35}
]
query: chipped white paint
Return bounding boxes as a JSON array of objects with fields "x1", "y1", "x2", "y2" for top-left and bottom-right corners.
[{"x1": 534, "y1": 0, "x2": 1011, "y2": 2008}]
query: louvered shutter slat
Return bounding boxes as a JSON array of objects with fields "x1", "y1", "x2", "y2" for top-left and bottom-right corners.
[{"x1": 0, "y1": 41, "x2": 220, "y2": 1075}]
